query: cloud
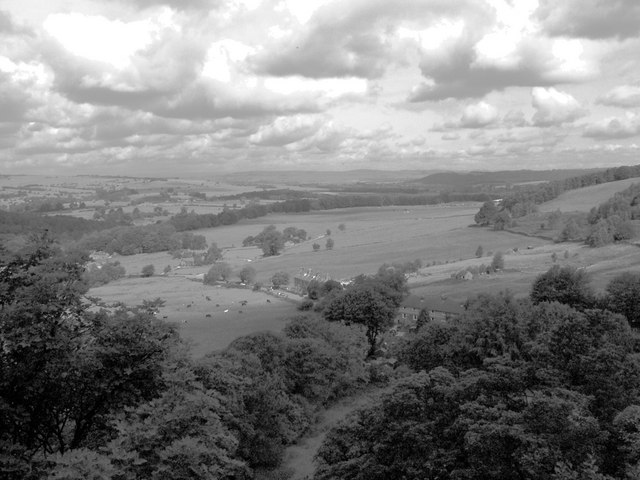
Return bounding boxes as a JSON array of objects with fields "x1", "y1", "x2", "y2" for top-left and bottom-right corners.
[
  {"x1": 252, "y1": 0, "x2": 486, "y2": 79},
  {"x1": 101, "y1": 0, "x2": 224, "y2": 10},
  {"x1": 249, "y1": 114, "x2": 323, "y2": 146},
  {"x1": 408, "y1": 1, "x2": 598, "y2": 101},
  {"x1": 432, "y1": 101, "x2": 499, "y2": 130},
  {"x1": 597, "y1": 85, "x2": 640, "y2": 108},
  {"x1": 441, "y1": 132, "x2": 460, "y2": 141},
  {"x1": 583, "y1": 114, "x2": 640, "y2": 139},
  {"x1": 537, "y1": 0, "x2": 640, "y2": 40},
  {"x1": 531, "y1": 87, "x2": 587, "y2": 126}
]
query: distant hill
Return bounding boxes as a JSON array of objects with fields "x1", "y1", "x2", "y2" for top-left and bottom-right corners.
[
  {"x1": 538, "y1": 177, "x2": 640, "y2": 213},
  {"x1": 417, "y1": 169, "x2": 604, "y2": 187},
  {"x1": 218, "y1": 170, "x2": 437, "y2": 186}
]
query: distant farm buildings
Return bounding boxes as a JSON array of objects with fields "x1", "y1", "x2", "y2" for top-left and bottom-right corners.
[{"x1": 396, "y1": 294, "x2": 465, "y2": 327}]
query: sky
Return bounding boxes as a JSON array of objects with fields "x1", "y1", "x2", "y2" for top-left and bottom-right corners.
[{"x1": 0, "y1": 0, "x2": 639, "y2": 176}]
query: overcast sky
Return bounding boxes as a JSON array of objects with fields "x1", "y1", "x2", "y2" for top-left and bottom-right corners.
[{"x1": 1, "y1": 0, "x2": 639, "y2": 176}]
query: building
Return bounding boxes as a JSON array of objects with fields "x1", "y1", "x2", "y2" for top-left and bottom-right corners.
[{"x1": 396, "y1": 294, "x2": 465, "y2": 327}]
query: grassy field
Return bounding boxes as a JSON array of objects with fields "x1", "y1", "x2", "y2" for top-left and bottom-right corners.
[
  {"x1": 91, "y1": 276, "x2": 299, "y2": 357},
  {"x1": 539, "y1": 178, "x2": 640, "y2": 212},
  {"x1": 191, "y1": 204, "x2": 549, "y2": 283},
  {"x1": 93, "y1": 203, "x2": 551, "y2": 355},
  {"x1": 90, "y1": 200, "x2": 640, "y2": 359}
]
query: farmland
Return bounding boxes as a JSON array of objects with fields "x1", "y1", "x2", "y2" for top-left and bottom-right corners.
[{"x1": 538, "y1": 177, "x2": 640, "y2": 212}]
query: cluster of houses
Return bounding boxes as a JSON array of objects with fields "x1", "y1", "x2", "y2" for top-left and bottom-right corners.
[{"x1": 394, "y1": 294, "x2": 465, "y2": 333}]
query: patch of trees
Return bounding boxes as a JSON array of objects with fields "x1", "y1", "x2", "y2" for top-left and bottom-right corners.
[
  {"x1": 94, "y1": 187, "x2": 138, "y2": 202},
  {"x1": 316, "y1": 265, "x2": 640, "y2": 479},
  {"x1": 77, "y1": 223, "x2": 207, "y2": 255},
  {"x1": 83, "y1": 261, "x2": 126, "y2": 287},
  {"x1": 243, "y1": 225, "x2": 287, "y2": 256},
  {"x1": 0, "y1": 209, "x2": 125, "y2": 240},
  {"x1": 583, "y1": 182, "x2": 640, "y2": 246},
  {"x1": 1, "y1": 239, "x2": 372, "y2": 477}
]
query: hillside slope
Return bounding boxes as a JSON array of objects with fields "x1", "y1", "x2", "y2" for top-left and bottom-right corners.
[{"x1": 538, "y1": 177, "x2": 640, "y2": 212}]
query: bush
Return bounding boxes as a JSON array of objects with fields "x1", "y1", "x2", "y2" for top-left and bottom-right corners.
[
  {"x1": 204, "y1": 262, "x2": 232, "y2": 284},
  {"x1": 239, "y1": 265, "x2": 257, "y2": 284},
  {"x1": 141, "y1": 264, "x2": 155, "y2": 277},
  {"x1": 84, "y1": 261, "x2": 126, "y2": 287},
  {"x1": 271, "y1": 272, "x2": 290, "y2": 289},
  {"x1": 298, "y1": 299, "x2": 314, "y2": 311}
]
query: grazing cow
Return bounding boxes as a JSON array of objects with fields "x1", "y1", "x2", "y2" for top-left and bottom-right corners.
[
  {"x1": 205, "y1": 314, "x2": 211, "y2": 318},
  {"x1": 266, "y1": 299, "x2": 271, "y2": 303}
]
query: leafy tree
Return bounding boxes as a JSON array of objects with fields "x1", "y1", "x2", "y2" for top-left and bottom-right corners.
[
  {"x1": 204, "y1": 262, "x2": 232, "y2": 284},
  {"x1": 141, "y1": 264, "x2": 155, "y2": 277},
  {"x1": 605, "y1": 272, "x2": 640, "y2": 328},
  {"x1": 261, "y1": 229, "x2": 285, "y2": 257},
  {"x1": 326, "y1": 229, "x2": 331, "y2": 236},
  {"x1": 84, "y1": 261, "x2": 126, "y2": 287},
  {"x1": 238, "y1": 265, "x2": 257, "y2": 284},
  {"x1": 323, "y1": 285, "x2": 397, "y2": 357},
  {"x1": 474, "y1": 200, "x2": 498, "y2": 226},
  {"x1": 338, "y1": 223, "x2": 346, "y2": 232},
  {"x1": 0, "y1": 235, "x2": 179, "y2": 466},
  {"x1": 493, "y1": 210, "x2": 511, "y2": 230},
  {"x1": 313, "y1": 242, "x2": 320, "y2": 252},
  {"x1": 271, "y1": 271, "x2": 290, "y2": 289},
  {"x1": 587, "y1": 219, "x2": 614, "y2": 247},
  {"x1": 491, "y1": 251, "x2": 504, "y2": 271},
  {"x1": 203, "y1": 242, "x2": 223, "y2": 264},
  {"x1": 531, "y1": 265, "x2": 594, "y2": 309},
  {"x1": 559, "y1": 218, "x2": 583, "y2": 241},
  {"x1": 475, "y1": 245, "x2": 484, "y2": 258},
  {"x1": 325, "y1": 238, "x2": 334, "y2": 250}
]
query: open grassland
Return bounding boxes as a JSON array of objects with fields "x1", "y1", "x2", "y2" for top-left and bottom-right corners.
[
  {"x1": 90, "y1": 276, "x2": 298, "y2": 357},
  {"x1": 194, "y1": 204, "x2": 549, "y2": 283},
  {"x1": 409, "y1": 242, "x2": 640, "y2": 304},
  {"x1": 539, "y1": 177, "x2": 640, "y2": 212},
  {"x1": 90, "y1": 202, "x2": 640, "y2": 358}
]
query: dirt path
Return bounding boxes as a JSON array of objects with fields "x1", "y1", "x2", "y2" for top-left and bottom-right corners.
[{"x1": 281, "y1": 388, "x2": 384, "y2": 480}]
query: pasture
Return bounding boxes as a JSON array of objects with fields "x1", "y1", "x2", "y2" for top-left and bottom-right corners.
[
  {"x1": 91, "y1": 276, "x2": 298, "y2": 357},
  {"x1": 539, "y1": 177, "x2": 640, "y2": 212},
  {"x1": 194, "y1": 204, "x2": 549, "y2": 283}
]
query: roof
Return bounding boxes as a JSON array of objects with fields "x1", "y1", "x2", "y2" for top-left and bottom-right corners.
[{"x1": 400, "y1": 294, "x2": 465, "y2": 315}]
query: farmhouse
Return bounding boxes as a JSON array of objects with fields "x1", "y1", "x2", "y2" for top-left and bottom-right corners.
[{"x1": 396, "y1": 294, "x2": 465, "y2": 327}]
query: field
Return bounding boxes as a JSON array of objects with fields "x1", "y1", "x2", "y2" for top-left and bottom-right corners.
[
  {"x1": 92, "y1": 203, "x2": 553, "y2": 356},
  {"x1": 539, "y1": 177, "x2": 640, "y2": 212},
  {"x1": 91, "y1": 276, "x2": 298, "y2": 357}
]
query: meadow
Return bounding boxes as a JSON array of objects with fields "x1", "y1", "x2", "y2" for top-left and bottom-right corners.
[
  {"x1": 93, "y1": 202, "x2": 552, "y2": 355},
  {"x1": 91, "y1": 276, "x2": 298, "y2": 357},
  {"x1": 539, "y1": 177, "x2": 640, "y2": 212}
]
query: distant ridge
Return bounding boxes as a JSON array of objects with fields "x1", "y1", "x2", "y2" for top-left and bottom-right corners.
[
  {"x1": 218, "y1": 170, "x2": 438, "y2": 186},
  {"x1": 418, "y1": 169, "x2": 605, "y2": 187}
]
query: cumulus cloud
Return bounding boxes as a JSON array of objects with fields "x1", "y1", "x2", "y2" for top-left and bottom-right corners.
[
  {"x1": 537, "y1": 0, "x2": 640, "y2": 40},
  {"x1": 597, "y1": 85, "x2": 640, "y2": 108},
  {"x1": 252, "y1": 0, "x2": 487, "y2": 79},
  {"x1": 432, "y1": 101, "x2": 499, "y2": 130},
  {"x1": 531, "y1": 87, "x2": 587, "y2": 126},
  {"x1": 249, "y1": 114, "x2": 323, "y2": 146},
  {"x1": 408, "y1": 1, "x2": 598, "y2": 101},
  {"x1": 583, "y1": 114, "x2": 640, "y2": 139}
]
